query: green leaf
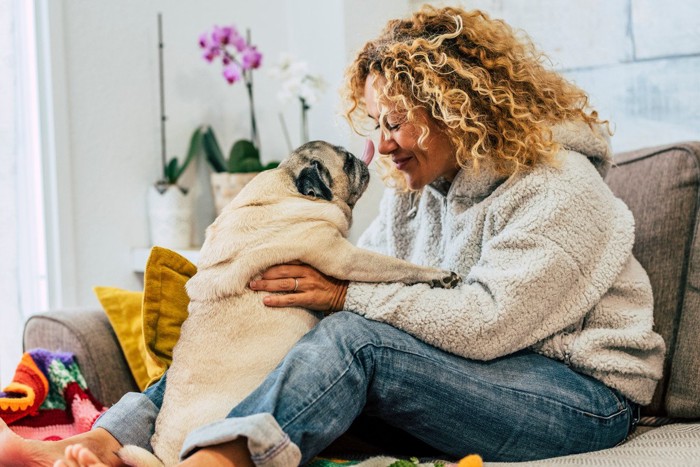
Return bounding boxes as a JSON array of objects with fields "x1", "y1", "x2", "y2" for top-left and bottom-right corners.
[
  {"x1": 263, "y1": 161, "x2": 280, "y2": 170},
  {"x1": 173, "y1": 126, "x2": 204, "y2": 182},
  {"x1": 229, "y1": 139, "x2": 259, "y2": 165},
  {"x1": 231, "y1": 157, "x2": 264, "y2": 173},
  {"x1": 165, "y1": 157, "x2": 179, "y2": 184},
  {"x1": 228, "y1": 139, "x2": 260, "y2": 172},
  {"x1": 202, "y1": 126, "x2": 227, "y2": 172}
]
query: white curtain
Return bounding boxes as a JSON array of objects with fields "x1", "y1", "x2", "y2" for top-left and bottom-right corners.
[{"x1": 0, "y1": 0, "x2": 48, "y2": 385}]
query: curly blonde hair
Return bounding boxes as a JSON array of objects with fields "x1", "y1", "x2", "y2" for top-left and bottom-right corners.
[{"x1": 343, "y1": 5, "x2": 607, "y2": 190}]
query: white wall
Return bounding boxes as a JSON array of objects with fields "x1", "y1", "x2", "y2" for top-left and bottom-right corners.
[
  {"x1": 415, "y1": 0, "x2": 700, "y2": 152},
  {"x1": 47, "y1": 0, "x2": 409, "y2": 308}
]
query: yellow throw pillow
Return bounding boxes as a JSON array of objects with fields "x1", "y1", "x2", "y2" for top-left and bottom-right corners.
[
  {"x1": 94, "y1": 247, "x2": 197, "y2": 390},
  {"x1": 94, "y1": 287, "x2": 150, "y2": 390},
  {"x1": 141, "y1": 246, "x2": 197, "y2": 387}
]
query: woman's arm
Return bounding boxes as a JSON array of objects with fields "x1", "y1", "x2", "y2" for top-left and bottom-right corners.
[{"x1": 346, "y1": 177, "x2": 637, "y2": 361}]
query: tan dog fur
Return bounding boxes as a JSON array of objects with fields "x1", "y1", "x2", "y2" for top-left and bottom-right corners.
[{"x1": 118, "y1": 142, "x2": 459, "y2": 466}]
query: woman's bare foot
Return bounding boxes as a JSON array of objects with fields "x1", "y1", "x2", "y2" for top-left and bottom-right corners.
[
  {"x1": 0, "y1": 418, "x2": 123, "y2": 467},
  {"x1": 0, "y1": 417, "x2": 64, "y2": 466},
  {"x1": 54, "y1": 444, "x2": 109, "y2": 467}
]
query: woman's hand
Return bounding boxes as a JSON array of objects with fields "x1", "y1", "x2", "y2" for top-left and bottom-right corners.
[{"x1": 249, "y1": 262, "x2": 348, "y2": 314}]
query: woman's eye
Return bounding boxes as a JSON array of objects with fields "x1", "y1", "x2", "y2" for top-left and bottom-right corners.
[{"x1": 371, "y1": 120, "x2": 401, "y2": 134}]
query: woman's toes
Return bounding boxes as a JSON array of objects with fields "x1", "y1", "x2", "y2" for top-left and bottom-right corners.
[{"x1": 77, "y1": 445, "x2": 108, "y2": 466}]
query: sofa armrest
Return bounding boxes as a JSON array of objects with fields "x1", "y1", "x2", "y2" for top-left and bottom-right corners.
[{"x1": 23, "y1": 309, "x2": 139, "y2": 406}]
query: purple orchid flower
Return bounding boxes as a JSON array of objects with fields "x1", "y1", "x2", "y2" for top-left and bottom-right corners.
[
  {"x1": 241, "y1": 46, "x2": 262, "y2": 70},
  {"x1": 223, "y1": 63, "x2": 242, "y2": 84},
  {"x1": 198, "y1": 33, "x2": 209, "y2": 49},
  {"x1": 199, "y1": 24, "x2": 263, "y2": 81},
  {"x1": 231, "y1": 30, "x2": 247, "y2": 52},
  {"x1": 211, "y1": 25, "x2": 234, "y2": 46},
  {"x1": 200, "y1": 23, "x2": 262, "y2": 147},
  {"x1": 202, "y1": 45, "x2": 220, "y2": 62}
]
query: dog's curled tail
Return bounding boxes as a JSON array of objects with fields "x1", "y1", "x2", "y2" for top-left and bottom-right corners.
[{"x1": 117, "y1": 445, "x2": 165, "y2": 467}]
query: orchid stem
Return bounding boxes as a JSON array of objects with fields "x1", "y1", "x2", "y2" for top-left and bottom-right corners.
[
  {"x1": 246, "y1": 80, "x2": 259, "y2": 148},
  {"x1": 245, "y1": 29, "x2": 260, "y2": 151},
  {"x1": 300, "y1": 97, "x2": 310, "y2": 144},
  {"x1": 158, "y1": 12, "x2": 168, "y2": 182}
]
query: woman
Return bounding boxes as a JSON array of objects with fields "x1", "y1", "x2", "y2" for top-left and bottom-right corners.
[{"x1": 0, "y1": 6, "x2": 664, "y2": 466}]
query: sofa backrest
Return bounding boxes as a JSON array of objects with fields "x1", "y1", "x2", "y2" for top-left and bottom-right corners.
[{"x1": 605, "y1": 141, "x2": 700, "y2": 419}]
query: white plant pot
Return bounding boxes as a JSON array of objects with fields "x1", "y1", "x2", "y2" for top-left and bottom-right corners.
[
  {"x1": 210, "y1": 172, "x2": 259, "y2": 215},
  {"x1": 147, "y1": 185, "x2": 193, "y2": 249}
]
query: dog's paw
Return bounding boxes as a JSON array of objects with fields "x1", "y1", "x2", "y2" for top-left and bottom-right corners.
[{"x1": 430, "y1": 271, "x2": 461, "y2": 289}]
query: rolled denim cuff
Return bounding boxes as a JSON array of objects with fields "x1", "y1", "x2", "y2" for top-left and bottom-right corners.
[
  {"x1": 180, "y1": 413, "x2": 301, "y2": 467},
  {"x1": 92, "y1": 392, "x2": 158, "y2": 452}
]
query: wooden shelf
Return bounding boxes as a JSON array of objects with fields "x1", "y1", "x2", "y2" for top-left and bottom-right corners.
[{"x1": 131, "y1": 247, "x2": 201, "y2": 273}]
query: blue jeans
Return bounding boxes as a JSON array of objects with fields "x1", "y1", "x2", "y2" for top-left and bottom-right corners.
[{"x1": 95, "y1": 312, "x2": 635, "y2": 465}]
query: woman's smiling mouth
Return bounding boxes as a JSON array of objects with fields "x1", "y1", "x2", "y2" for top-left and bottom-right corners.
[{"x1": 392, "y1": 155, "x2": 413, "y2": 170}]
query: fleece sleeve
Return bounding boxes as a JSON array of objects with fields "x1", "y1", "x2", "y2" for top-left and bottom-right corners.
[{"x1": 344, "y1": 180, "x2": 634, "y2": 361}]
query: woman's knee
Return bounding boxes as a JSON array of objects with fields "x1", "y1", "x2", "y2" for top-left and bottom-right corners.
[
  {"x1": 319, "y1": 311, "x2": 367, "y2": 330},
  {"x1": 304, "y1": 312, "x2": 391, "y2": 355}
]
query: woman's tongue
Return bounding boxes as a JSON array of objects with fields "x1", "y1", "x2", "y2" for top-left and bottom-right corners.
[{"x1": 362, "y1": 139, "x2": 375, "y2": 166}]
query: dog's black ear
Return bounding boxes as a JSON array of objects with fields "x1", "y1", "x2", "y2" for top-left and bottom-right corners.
[{"x1": 295, "y1": 160, "x2": 333, "y2": 201}]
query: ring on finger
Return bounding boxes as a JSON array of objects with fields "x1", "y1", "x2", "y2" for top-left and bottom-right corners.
[{"x1": 292, "y1": 278, "x2": 299, "y2": 293}]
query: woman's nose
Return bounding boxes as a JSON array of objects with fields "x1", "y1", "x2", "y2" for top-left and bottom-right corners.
[{"x1": 377, "y1": 131, "x2": 398, "y2": 155}]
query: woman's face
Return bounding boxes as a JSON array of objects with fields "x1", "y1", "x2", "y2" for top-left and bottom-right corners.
[{"x1": 364, "y1": 75, "x2": 459, "y2": 190}]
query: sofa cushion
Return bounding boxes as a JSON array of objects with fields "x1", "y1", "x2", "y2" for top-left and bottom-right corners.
[
  {"x1": 141, "y1": 246, "x2": 196, "y2": 387},
  {"x1": 94, "y1": 287, "x2": 150, "y2": 390},
  {"x1": 605, "y1": 141, "x2": 700, "y2": 418},
  {"x1": 91, "y1": 247, "x2": 195, "y2": 391}
]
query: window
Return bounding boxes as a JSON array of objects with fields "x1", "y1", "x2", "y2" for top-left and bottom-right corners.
[{"x1": 0, "y1": 0, "x2": 49, "y2": 384}]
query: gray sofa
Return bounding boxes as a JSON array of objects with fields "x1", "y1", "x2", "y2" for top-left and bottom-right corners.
[{"x1": 23, "y1": 142, "x2": 700, "y2": 465}]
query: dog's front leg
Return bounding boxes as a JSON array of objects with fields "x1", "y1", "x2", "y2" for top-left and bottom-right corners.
[{"x1": 302, "y1": 232, "x2": 460, "y2": 288}]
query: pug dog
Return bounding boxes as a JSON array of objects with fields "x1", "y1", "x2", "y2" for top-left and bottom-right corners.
[{"x1": 119, "y1": 141, "x2": 460, "y2": 466}]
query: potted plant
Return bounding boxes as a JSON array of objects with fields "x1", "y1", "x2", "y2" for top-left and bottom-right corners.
[
  {"x1": 155, "y1": 127, "x2": 204, "y2": 193},
  {"x1": 147, "y1": 14, "x2": 204, "y2": 249},
  {"x1": 199, "y1": 24, "x2": 278, "y2": 215},
  {"x1": 202, "y1": 125, "x2": 278, "y2": 215},
  {"x1": 148, "y1": 126, "x2": 204, "y2": 249}
]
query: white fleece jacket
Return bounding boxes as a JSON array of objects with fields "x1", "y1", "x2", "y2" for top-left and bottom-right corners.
[{"x1": 345, "y1": 121, "x2": 665, "y2": 405}]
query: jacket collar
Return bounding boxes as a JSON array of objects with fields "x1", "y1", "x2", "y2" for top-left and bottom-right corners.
[{"x1": 426, "y1": 165, "x2": 506, "y2": 202}]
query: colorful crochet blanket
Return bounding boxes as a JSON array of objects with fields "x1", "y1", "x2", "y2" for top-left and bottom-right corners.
[{"x1": 0, "y1": 349, "x2": 106, "y2": 440}]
